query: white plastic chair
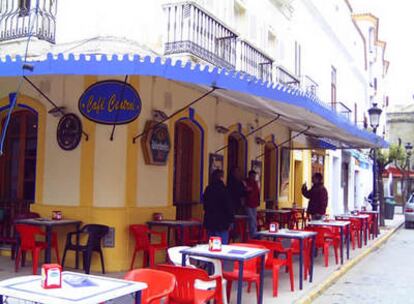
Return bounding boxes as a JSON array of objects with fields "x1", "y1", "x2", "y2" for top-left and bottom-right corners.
[{"x1": 167, "y1": 246, "x2": 228, "y2": 304}]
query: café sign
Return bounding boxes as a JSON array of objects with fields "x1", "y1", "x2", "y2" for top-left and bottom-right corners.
[{"x1": 78, "y1": 80, "x2": 141, "y2": 124}]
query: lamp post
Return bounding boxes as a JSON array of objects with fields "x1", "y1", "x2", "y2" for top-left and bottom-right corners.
[
  {"x1": 368, "y1": 103, "x2": 382, "y2": 211},
  {"x1": 405, "y1": 142, "x2": 413, "y2": 201}
]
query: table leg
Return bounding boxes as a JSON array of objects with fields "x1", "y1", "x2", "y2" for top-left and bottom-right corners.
[
  {"x1": 259, "y1": 255, "x2": 265, "y2": 304},
  {"x1": 75, "y1": 223, "x2": 80, "y2": 269},
  {"x1": 237, "y1": 261, "x2": 244, "y2": 304},
  {"x1": 45, "y1": 226, "x2": 52, "y2": 263},
  {"x1": 310, "y1": 236, "x2": 316, "y2": 283},
  {"x1": 299, "y1": 239, "x2": 303, "y2": 290},
  {"x1": 346, "y1": 225, "x2": 350, "y2": 260},
  {"x1": 135, "y1": 290, "x2": 142, "y2": 304},
  {"x1": 376, "y1": 214, "x2": 379, "y2": 237},
  {"x1": 359, "y1": 219, "x2": 363, "y2": 248},
  {"x1": 364, "y1": 219, "x2": 368, "y2": 245},
  {"x1": 340, "y1": 227, "x2": 344, "y2": 264}
]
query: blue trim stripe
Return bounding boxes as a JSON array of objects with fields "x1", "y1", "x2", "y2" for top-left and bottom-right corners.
[{"x1": 0, "y1": 53, "x2": 388, "y2": 148}]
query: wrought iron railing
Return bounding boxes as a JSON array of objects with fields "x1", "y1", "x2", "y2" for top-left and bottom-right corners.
[
  {"x1": 302, "y1": 74, "x2": 318, "y2": 96},
  {"x1": 275, "y1": 66, "x2": 300, "y2": 87},
  {"x1": 237, "y1": 40, "x2": 273, "y2": 82},
  {"x1": 0, "y1": 0, "x2": 57, "y2": 43},
  {"x1": 163, "y1": 2, "x2": 237, "y2": 70},
  {"x1": 332, "y1": 101, "x2": 352, "y2": 121}
]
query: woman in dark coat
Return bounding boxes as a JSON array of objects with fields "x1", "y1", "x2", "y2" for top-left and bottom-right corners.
[{"x1": 203, "y1": 169, "x2": 234, "y2": 244}]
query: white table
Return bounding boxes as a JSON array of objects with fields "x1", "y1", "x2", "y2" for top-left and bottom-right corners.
[
  {"x1": 307, "y1": 220, "x2": 351, "y2": 264},
  {"x1": 256, "y1": 229, "x2": 317, "y2": 290},
  {"x1": 181, "y1": 245, "x2": 268, "y2": 304},
  {"x1": 0, "y1": 271, "x2": 147, "y2": 304}
]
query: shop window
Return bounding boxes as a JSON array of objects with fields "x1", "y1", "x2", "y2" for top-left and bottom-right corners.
[
  {"x1": 311, "y1": 150, "x2": 325, "y2": 177},
  {"x1": 173, "y1": 120, "x2": 202, "y2": 220},
  {"x1": 227, "y1": 132, "x2": 247, "y2": 178},
  {"x1": 0, "y1": 110, "x2": 38, "y2": 201}
]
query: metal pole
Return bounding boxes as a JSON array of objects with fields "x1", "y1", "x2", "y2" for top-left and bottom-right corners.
[{"x1": 372, "y1": 127, "x2": 378, "y2": 211}]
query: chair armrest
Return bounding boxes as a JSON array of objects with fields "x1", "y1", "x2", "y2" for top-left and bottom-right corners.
[
  {"x1": 209, "y1": 275, "x2": 223, "y2": 304},
  {"x1": 148, "y1": 230, "x2": 167, "y2": 245},
  {"x1": 66, "y1": 230, "x2": 86, "y2": 246}
]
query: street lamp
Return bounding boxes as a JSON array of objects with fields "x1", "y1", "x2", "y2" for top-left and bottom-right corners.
[
  {"x1": 368, "y1": 103, "x2": 382, "y2": 211},
  {"x1": 405, "y1": 142, "x2": 413, "y2": 200}
]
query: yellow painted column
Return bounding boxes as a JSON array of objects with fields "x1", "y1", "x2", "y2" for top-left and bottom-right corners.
[
  {"x1": 79, "y1": 76, "x2": 97, "y2": 207},
  {"x1": 126, "y1": 76, "x2": 140, "y2": 207}
]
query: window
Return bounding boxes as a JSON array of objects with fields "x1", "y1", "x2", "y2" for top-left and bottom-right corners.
[
  {"x1": 331, "y1": 66, "x2": 337, "y2": 105},
  {"x1": 268, "y1": 30, "x2": 277, "y2": 56},
  {"x1": 368, "y1": 27, "x2": 375, "y2": 53},
  {"x1": 295, "y1": 41, "x2": 301, "y2": 77},
  {"x1": 311, "y1": 151, "x2": 325, "y2": 177},
  {"x1": 19, "y1": 0, "x2": 31, "y2": 16}
]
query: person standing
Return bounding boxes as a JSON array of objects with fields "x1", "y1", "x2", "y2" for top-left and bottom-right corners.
[
  {"x1": 301, "y1": 173, "x2": 328, "y2": 220},
  {"x1": 203, "y1": 169, "x2": 234, "y2": 244},
  {"x1": 227, "y1": 167, "x2": 247, "y2": 215},
  {"x1": 245, "y1": 170, "x2": 260, "y2": 238}
]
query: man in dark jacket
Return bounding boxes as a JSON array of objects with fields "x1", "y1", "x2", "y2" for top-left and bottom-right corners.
[
  {"x1": 203, "y1": 169, "x2": 234, "y2": 244},
  {"x1": 227, "y1": 167, "x2": 247, "y2": 215},
  {"x1": 245, "y1": 170, "x2": 260, "y2": 238},
  {"x1": 302, "y1": 173, "x2": 328, "y2": 220}
]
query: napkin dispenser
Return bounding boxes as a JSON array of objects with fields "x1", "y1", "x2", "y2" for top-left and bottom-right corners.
[
  {"x1": 208, "y1": 236, "x2": 222, "y2": 251},
  {"x1": 269, "y1": 222, "x2": 279, "y2": 232},
  {"x1": 41, "y1": 264, "x2": 62, "y2": 289}
]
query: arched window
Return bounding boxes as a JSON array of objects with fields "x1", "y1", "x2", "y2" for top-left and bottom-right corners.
[
  {"x1": 0, "y1": 110, "x2": 38, "y2": 201},
  {"x1": 173, "y1": 120, "x2": 202, "y2": 220}
]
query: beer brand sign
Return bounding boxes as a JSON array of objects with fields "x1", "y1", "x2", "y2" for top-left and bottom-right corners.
[
  {"x1": 78, "y1": 80, "x2": 141, "y2": 124},
  {"x1": 141, "y1": 120, "x2": 171, "y2": 165}
]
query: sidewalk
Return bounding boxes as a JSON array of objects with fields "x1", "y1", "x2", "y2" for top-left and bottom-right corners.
[{"x1": 0, "y1": 214, "x2": 404, "y2": 304}]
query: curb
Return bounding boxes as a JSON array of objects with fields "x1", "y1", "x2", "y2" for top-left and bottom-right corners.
[{"x1": 296, "y1": 221, "x2": 404, "y2": 304}]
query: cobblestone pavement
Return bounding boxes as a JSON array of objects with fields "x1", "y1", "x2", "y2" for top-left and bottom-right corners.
[{"x1": 314, "y1": 226, "x2": 414, "y2": 304}]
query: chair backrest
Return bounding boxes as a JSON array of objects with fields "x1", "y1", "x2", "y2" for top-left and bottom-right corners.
[
  {"x1": 231, "y1": 243, "x2": 265, "y2": 272},
  {"x1": 124, "y1": 269, "x2": 176, "y2": 304},
  {"x1": 15, "y1": 224, "x2": 43, "y2": 250},
  {"x1": 156, "y1": 264, "x2": 211, "y2": 303},
  {"x1": 81, "y1": 224, "x2": 109, "y2": 249},
  {"x1": 167, "y1": 246, "x2": 191, "y2": 266},
  {"x1": 130, "y1": 224, "x2": 151, "y2": 249},
  {"x1": 14, "y1": 212, "x2": 40, "y2": 221}
]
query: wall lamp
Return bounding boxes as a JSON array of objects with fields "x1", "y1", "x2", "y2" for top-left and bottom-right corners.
[
  {"x1": 215, "y1": 124, "x2": 229, "y2": 134},
  {"x1": 255, "y1": 136, "x2": 266, "y2": 145},
  {"x1": 152, "y1": 109, "x2": 168, "y2": 122}
]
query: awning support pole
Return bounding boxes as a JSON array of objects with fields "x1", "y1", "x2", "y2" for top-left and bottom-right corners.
[
  {"x1": 23, "y1": 76, "x2": 89, "y2": 141},
  {"x1": 132, "y1": 87, "x2": 217, "y2": 144},
  {"x1": 110, "y1": 75, "x2": 129, "y2": 141},
  {"x1": 214, "y1": 114, "x2": 281, "y2": 154},
  {"x1": 255, "y1": 126, "x2": 311, "y2": 159}
]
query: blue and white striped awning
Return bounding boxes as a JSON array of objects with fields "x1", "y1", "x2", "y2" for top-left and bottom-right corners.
[{"x1": 0, "y1": 53, "x2": 388, "y2": 149}]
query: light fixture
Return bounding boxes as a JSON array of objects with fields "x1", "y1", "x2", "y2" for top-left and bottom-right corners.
[
  {"x1": 405, "y1": 142, "x2": 413, "y2": 156},
  {"x1": 255, "y1": 136, "x2": 266, "y2": 145},
  {"x1": 152, "y1": 109, "x2": 168, "y2": 122},
  {"x1": 48, "y1": 106, "x2": 66, "y2": 117},
  {"x1": 368, "y1": 103, "x2": 382, "y2": 131},
  {"x1": 215, "y1": 124, "x2": 229, "y2": 134}
]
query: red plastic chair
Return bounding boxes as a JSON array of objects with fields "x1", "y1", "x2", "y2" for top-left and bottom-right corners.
[
  {"x1": 14, "y1": 224, "x2": 47, "y2": 275},
  {"x1": 156, "y1": 264, "x2": 223, "y2": 304},
  {"x1": 308, "y1": 227, "x2": 339, "y2": 267},
  {"x1": 182, "y1": 218, "x2": 207, "y2": 246},
  {"x1": 335, "y1": 217, "x2": 361, "y2": 249},
  {"x1": 223, "y1": 243, "x2": 263, "y2": 302},
  {"x1": 124, "y1": 268, "x2": 176, "y2": 304},
  {"x1": 247, "y1": 240, "x2": 294, "y2": 297},
  {"x1": 130, "y1": 225, "x2": 167, "y2": 269}
]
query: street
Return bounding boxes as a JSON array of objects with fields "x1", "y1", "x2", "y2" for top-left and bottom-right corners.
[{"x1": 314, "y1": 226, "x2": 414, "y2": 304}]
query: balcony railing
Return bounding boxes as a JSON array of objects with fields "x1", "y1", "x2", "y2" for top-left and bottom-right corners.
[
  {"x1": 275, "y1": 66, "x2": 300, "y2": 87},
  {"x1": 0, "y1": 0, "x2": 57, "y2": 43},
  {"x1": 332, "y1": 102, "x2": 352, "y2": 121},
  {"x1": 237, "y1": 40, "x2": 273, "y2": 82},
  {"x1": 163, "y1": 2, "x2": 237, "y2": 70},
  {"x1": 302, "y1": 74, "x2": 318, "y2": 96}
]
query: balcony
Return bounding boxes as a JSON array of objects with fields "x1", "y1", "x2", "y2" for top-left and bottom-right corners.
[
  {"x1": 332, "y1": 102, "x2": 352, "y2": 121},
  {"x1": 302, "y1": 74, "x2": 319, "y2": 96},
  {"x1": 275, "y1": 66, "x2": 300, "y2": 87},
  {"x1": 163, "y1": 2, "x2": 237, "y2": 70},
  {"x1": 0, "y1": 0, "x2": 57, "y2": 43},
  {"x1": 237, "y1": 40, "x2": 273, "y2": 82}
]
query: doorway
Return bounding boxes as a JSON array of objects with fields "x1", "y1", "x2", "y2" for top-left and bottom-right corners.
[
  {"x1": 294, "y1": 160, "x2": 303, "y2": 206},
  {"x1": 342, "y1": 162, "x2": 349, "y2": 212},
  {"x1": 227, "y1": 132, "x2": 247, "y2": 178},
  {"x1": 173, "y1": 120, "x2": 202, "y2": 220},
  {"x1": 263, "y1": 143, "x2": 278, "y2": 209}
]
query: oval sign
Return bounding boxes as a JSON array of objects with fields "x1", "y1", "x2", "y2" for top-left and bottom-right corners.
[{"x1": 78, "y1": 80, "x2": 141, "y2": 125}]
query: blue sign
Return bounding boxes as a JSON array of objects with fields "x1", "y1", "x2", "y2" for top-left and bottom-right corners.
[{"x1": 78, "y1": 80, "x2": 141, "y2": 125}]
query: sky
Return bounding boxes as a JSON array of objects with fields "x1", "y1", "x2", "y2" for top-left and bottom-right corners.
[{"x1": 350, "y1": 0, "x2": 414, "y2": 107}]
